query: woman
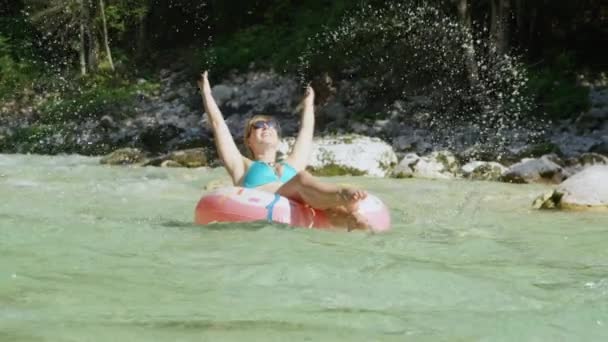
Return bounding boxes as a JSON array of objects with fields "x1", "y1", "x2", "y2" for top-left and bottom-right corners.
[{"x1": 197, "y1": 71, "x2": 369, "y2": 230}]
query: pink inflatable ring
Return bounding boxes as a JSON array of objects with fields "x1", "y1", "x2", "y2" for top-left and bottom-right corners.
[{"x1": 195, "y1": 187, "x2": 391, "y2": 232}]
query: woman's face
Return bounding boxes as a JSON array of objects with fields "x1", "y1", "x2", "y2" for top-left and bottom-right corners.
[{"x1": 246, "y1": 118, "x2": 280, "y2": 153}]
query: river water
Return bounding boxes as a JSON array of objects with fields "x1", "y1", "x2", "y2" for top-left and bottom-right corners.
[{"x1": 1, "y1": 154, "x2": 607, "y2": 341}]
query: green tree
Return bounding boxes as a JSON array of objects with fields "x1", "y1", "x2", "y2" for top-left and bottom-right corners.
[{"x1": 25, "y1": 0, "x2": 115, "y2": 75}]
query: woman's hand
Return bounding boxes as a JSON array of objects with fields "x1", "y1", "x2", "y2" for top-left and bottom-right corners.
[
  {"x1": 303, "y1": 85, "x2": 315, "y2": 108},
  {"x1": 197, "y1": 71, "x2": 212, "y2": 94}
]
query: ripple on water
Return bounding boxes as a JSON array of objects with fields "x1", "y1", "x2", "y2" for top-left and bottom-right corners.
[{"x1": 1, "y1": 155, "x2": 608, "y2": 341}]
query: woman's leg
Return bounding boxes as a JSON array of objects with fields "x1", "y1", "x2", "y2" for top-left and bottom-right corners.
[
  {"x1": 276, "y1": 171, "x2": 369, "y2": 230},
  {"x1": 276, "y1": 171, "x2": 366, "y2": 210}
]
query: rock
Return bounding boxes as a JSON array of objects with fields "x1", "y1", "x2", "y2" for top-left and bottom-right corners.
[
  {"x1": 390, "y1": 151, "x2": 459, "y2": 180},
  {"x1": 590, "y1": 141, "x2": 608, "y2": 155},
  {"x1": 372, "y1": 119, "x2": 391, "y2": 135},
  {"x1": 159, "y1": 68, "x2": 171, "y2": 80},
  {"x1": 278, "y1": 134, "x2": 397, "y2": 177},
  {"x1": 222, "y1": 70, "x2": 299, "y2": 120},
  {"x1": 392, "y1": 134, "x2": 414, "y2": 152},
  {"x1": 391, "y1": 130, "x2": 434, "y2": 155},
  {"x1": 578, "y1": 152, "x2": 608, "y2": 165},
  {"x1": 590, "y1": 87, "x2": 608, "y2": 105},
  {"x1": 390, "y1": 153, "x2": 418, "y2": 178},
  {"x1": 143, "y1": 148, "x2": 208, "y2": 168},
  {"x1": 535, "y1": 165, "x2": 608, "y2": 211},
  {"x1": 166, "y1": 148, "x2": 208, "y2": 168},
  {"x1": 161, "y1": 91, "x2": 180, "y2": 102},
  {"x1": 100, "y1": 148, "x2": 146, "y2": 165},
  {"x1": 550, "y1": 132, "x2": 600, "y2": 157},
  {"x1": 514, "y1": 142, "x2": 562, "y2": 159},
  {"x1": 457, "y1": 145, "x2": 500, "y2": 163},
  {"x1": 318, "y1": 101, "x2": 347, "y2": 124},
  {"x1": 211, "y1": 85, "x2": 234, "y2": 106},
  {"x1": 430, "y1": 150, "x2": 460, "y2": 174},
  {"x1": 349, "y1": 121, "x2": 370, "y2": 135},
  {"x1": 462, "y1": 161, "x2": 507, "y2": 181},
  {"x1": 99, "y1": 115, "x2": 115, "y2": 129},
  {"x1": 532, "y1": 190, "x2": 563, "y2": 209},
  {"x1": 557, "y1": 165, "x2": 608, "y2": 210},
  {"x1": 138, "y1": 123, "x2": 183, "y2": 153},
  {"x1": 501, "y1": 155, "x2": 565, "y2": 184},
  {"x1": 563, "y1": 152, "x2": 608, "y2": 177}
]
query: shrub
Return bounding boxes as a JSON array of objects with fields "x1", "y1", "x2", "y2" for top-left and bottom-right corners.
[{"x1": 526, "y1": 53, "x2": 590, "y2": 120}]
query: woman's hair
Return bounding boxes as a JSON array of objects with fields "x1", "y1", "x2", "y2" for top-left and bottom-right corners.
[{"x1": 243, "y1": 114, "x2": 281, "y2": 157}]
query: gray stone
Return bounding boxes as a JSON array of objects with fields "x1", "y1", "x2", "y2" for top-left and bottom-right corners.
[
  {"x1": 501, "y1": 155, "x2": 565, "y2": 184},
  {"x1": 391, "y1": 153, "x2": 419, "y2": 178},
  {"x1": 429, "y1": 150, "x2": 460, "y2": 174},
  {"x1": 557, "y1": 165, "x2": 608, "y2": 210},
  {"x1": 143, "y1": 148, "x2": 208, "y2": 168},
  {"x1": 391, "y1": 151, "x2": 459, "y2": 180},
  {"x1": 462, "y1": 161, "x2": 507, "y2": 181},
  {"x1": 318, "y1": 101, "x2": 347, "y2": 123},
  {"x1": 211, "y1": 85, "x2": 234, "y2": 106},
  {"x1": 100, "y1": 148, "x2": 146, "y2": 165},
  {"x1": 550, "y1": 132, "x2": 600, "y2": 157},
  {"x1": 99, "y1": 115, "x2": 115, "y2": 129},
  {"x1": 532, "y1": 190, "x2": 563, "y2": 209},
  {"x1": 167, "y1": 148, "x2": 208, "y2": 168},
  {"x1": 591, "y1": 142, "x2": 608, "y2": 155}
]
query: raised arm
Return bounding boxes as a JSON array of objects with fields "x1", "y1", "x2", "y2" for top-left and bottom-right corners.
[
  {"x1": 198, "y1": 71, "x2": 246, "y2": 183},
  {"x1": 286, "y1": 86, "x2": 315, "y2": 171}
]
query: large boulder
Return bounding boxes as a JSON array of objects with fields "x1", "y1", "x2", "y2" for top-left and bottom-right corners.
[
  {"x1": 278, "y1": 135, "x2": 397, "y2": 177},
  {"x1": 533, "y1": 165, "x2": 608, "y2": 211},
  {"x1": 558, "y1": 165, "x2": 608, "y2": 210},
  {"x1": 501, "y1": 155, "x2": 565, "y2": 184}
]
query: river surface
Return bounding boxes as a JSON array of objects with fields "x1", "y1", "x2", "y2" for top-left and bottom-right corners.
[{"x1": 1, "y1": 154, "x2": 607, "y2": 341}]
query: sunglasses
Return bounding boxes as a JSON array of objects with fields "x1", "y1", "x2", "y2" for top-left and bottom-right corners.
[{"x1": 250, "y1": 120, "x2": 279, "y2": 130}]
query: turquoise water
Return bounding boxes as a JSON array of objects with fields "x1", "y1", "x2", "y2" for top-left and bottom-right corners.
[{"x1": 1, "y1": 154, "x2": 607, "y2": 341}]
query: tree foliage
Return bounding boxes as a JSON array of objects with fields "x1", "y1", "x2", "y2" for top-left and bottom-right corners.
[{"x1": 0, "y1": 0, "x2": 606, "y2": 117}]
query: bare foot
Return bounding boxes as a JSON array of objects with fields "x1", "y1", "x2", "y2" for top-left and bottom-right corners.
[
  {"x1": 338, "y1": 188, "x2": 367, "y2": 209},
  {"x1": 332, "y1": 188, "x2": 371, "y2": 231}
]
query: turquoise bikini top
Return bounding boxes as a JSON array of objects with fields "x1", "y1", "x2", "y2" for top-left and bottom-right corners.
[{"x1": 242, "y1": 161, "x2": 298, "y2": 188}]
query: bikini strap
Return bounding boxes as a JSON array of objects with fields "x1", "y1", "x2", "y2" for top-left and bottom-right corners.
[{"x1": 265, "y1": 193, "x2": 281, "y2": 222}]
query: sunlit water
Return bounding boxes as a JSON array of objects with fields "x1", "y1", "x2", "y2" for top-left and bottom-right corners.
[{"x1": 1, "y1": 154, "x2": 607, "y2": 341}]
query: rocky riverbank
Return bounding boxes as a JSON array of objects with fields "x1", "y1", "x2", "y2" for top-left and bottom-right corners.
[{"x1": 2, "y1": 65, "x2": 608, "y2": 190}]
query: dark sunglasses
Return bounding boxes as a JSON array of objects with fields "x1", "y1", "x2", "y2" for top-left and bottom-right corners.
[{"x1": 250, "y1": 120, "x2": 279, "y2": 130}]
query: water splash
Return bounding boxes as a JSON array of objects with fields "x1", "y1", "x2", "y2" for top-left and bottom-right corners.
[{"x1": 299, "y1": 2, "x2": 547, "y2": 158}]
